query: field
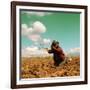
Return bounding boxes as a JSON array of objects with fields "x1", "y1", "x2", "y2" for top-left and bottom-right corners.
[{"x1": 21, "y1": 56, "x2": 80, "y2": 78}]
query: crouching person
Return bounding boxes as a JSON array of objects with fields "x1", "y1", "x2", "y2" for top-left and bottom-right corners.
[{"x1": 48, "y1": 40, "x2": 65, "y2": 67}]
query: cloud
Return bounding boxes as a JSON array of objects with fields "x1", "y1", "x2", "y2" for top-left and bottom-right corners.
[
  {"x1": 21, "y1": 21, "x2": 51, "y2": 48},
  {"x1": 28, "y1": 34, "x2": 41, "y2": 42},
  {"x1": 69, "y1": 48, "x2": 80, "y2": 53},
  {"x1": 21, "y1": 24, "x2": 33, "y2": 36},
  {"x1": 22, "y1": 21, "x2": 46, "y2": 35},
  {"x1": 22, "y1": 46, "x2": 52, "y2": 57},
  {"x1": 66, "y1": 47, "x2": 80, "y2": 57},
  {"x1": 22, "y1": 11, "x2": 52, "y2": 17},
  {"x1": 22, "y1": 46, "x2": 38, "y2": 57},
  {"x1": 35, "y1": 38, "x2": 51, "y2": 48},
  {"x1": 33, "y1": 21, "x2": 46, "y2": 33},
  {"x1": 21, "y1": 21, "x2": 47, "y2": 43},
  {"x1": 25, "y1": 46, "x2": 38, "y2": 51},
  {"x1": 43, "y1": 38, "x2": 51, "y2": 45},
  {"x1": 21, "y1": 24, "x2": 28, "y2": 36}
]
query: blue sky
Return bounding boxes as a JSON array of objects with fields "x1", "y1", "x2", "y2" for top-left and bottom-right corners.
[{"x1": 20, "y1": 10, "x2": 80, "y2": 51}]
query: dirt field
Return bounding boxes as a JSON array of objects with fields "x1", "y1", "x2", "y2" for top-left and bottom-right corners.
[{"x1": 21, "y1": 56, "x2": 80, "y2": 78}]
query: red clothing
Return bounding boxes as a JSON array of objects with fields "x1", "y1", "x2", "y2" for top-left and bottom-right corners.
[{"x1": 52, "y1": 46, "x2": 65, "y2": 60}]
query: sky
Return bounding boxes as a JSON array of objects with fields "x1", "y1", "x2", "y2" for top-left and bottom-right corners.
[{"x1": 20, "y1": 10, "x2": 80, "y2": 51}]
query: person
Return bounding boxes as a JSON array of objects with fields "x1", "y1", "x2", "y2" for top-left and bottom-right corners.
[{"x1": 48, "y1": 40, "x2": 65, "y2": 66}]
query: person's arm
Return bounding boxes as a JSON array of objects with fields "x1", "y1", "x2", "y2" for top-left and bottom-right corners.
[{"x1": 48, "y1": 49, "x2": 53, "y2": 54}]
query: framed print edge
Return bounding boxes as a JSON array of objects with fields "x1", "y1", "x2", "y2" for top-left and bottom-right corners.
[
  {"x1": 11, "y1": 1, "x2": 17, "y2": 89},
  {"x1": 84, "y1": 6, "x2": 88, "y2": 84},
  {"x1": 11, "y1": 1, "x2": 88, "y2": 89}
]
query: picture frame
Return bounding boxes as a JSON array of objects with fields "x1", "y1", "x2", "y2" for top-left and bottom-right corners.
[{"x1": 11, "y1": 1, "x2": 88, "y2": 89}]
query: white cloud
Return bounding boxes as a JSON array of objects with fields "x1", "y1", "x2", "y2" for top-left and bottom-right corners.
[
  {"x1": 66, "y1": 47, "x2": 80, "y2": 57},
  {"x1": 69, "y1": 48, "x2": 80, "y2": 53},
  {"x1": 21, "y1": 21, "x2": 47, "y2": 42},
  {"x1": 21, "y1": 24, "x2": 28, "y2": 35},
  {"x1": 22, "y1": 11, "x2": 52, "y2": 17},
  {"x1": 25, "y1": 46, "x2": 38, "y2": 52},
  {"x1": 27, "y1": 27, "x2": 33, "y2": 33},
  {"x1": 28, "y1": 34, "x2": 41, "y2": 42},
  {"x1": 21, "y1": 21, "x2": 46, "y2": 36},
  {"x1": 22, "y1": 24, "x2": 27, "y2": 29},
  {"x1": 21, "y1": 24, "x2": 33, "y2": 36},
  {"x1": 43, "y1": 38, "x2": 51, "y2": 45},
  {"x1": 21, "y1": 21, "x2": 51, "y2": 49},
  {"x1": 33, "y1": 21, "x2": 46, "y2": 33},
  {"x1": 22, "y1": 46, "x2": 52, "y2": 57}
]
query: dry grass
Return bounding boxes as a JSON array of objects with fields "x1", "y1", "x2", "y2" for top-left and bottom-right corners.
[{"x1": 21, "y1": 56, "x2": 80, "y2": 78}]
